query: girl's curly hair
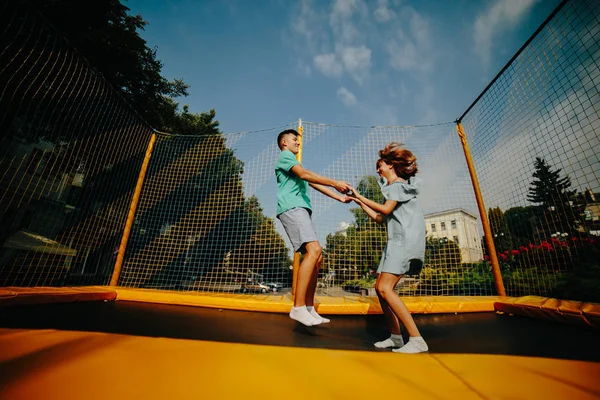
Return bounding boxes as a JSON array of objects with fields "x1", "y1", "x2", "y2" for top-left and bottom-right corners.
[{"x1": 377, "y1": 142, "x2": 418, "y2": 179}]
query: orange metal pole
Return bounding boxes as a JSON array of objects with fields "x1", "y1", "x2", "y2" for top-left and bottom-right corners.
[
  {"x1": 291, "y1": 121, "x2": 303, "y2": 300},
  {"x1": 455, "y1": 123, "x2": 506, "y2": 296},
  {"x1": 109, "y1": 133, "x2": 157, "y2": 286}
]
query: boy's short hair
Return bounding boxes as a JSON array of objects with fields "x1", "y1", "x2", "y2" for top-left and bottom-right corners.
[{"x1": 277, "y1": 129, "x2": 299, "y2": 149}]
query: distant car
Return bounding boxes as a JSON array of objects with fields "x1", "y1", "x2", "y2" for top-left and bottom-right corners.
[
  {"x1": 242, "y1": 282, "x2": 271, "y2": 293},
  {"x1": 264, "y1": 282, "x2": 283, "y2": 292}
]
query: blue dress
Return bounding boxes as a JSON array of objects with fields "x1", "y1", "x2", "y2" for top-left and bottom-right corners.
[{"x1": 377, "y1": 177, "x2": 426, "y2": 275}]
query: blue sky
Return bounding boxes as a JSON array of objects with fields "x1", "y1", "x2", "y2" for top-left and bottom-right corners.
[
  {"x1": 124, "y1": 0, "x2": 562, "y2": 134},
  {"x1": 120, "y1": 0, "x2": 599, "y2": 254}
]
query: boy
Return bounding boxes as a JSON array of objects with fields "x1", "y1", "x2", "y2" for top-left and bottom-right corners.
[{"x1": 275, "y1": 129, "x2": 351, "y2": 326}]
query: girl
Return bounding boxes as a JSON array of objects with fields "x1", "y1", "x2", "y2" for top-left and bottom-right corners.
[{"x1": 349, "y1": 142, "x2": 428, "y2": 354}]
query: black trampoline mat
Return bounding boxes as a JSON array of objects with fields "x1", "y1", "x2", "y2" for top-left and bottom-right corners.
[{"x1": 1, "y1": 300, "x2": 598, "y2": 362}]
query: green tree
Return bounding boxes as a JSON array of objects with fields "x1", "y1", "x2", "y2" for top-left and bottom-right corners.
[
  {"x1": 488, "y1": 207, "x2": 513, "y2": 252},
  {"x1": 27, "y1": 0, "x2": 189, "y2": 129},
  {"x1": 161, "y1": 104, "x2": 221, "y2": 136},
  {"x1": 349, "y1": 175, "x2": 385, "y2": 232},
  {"x1": 425, "y1": 237, "x2": 461, "y2": 269},
  {"x1": 504, "y1": 206, "x2": 536, "y2": 246},
  {"x1": 527, "y1": 157, "x2": 580, "y2": 237}
]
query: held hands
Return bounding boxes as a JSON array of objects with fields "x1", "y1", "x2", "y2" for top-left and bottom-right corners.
[
  {"x1": 332, "y1": 182, "x2": 362, "y2": 205},
  {"x1": 346, "y1": 186, "x2": 362, "y2": 204},
  {"x1": 333, "y1": 180, "x2": 352, "y2": 194}
]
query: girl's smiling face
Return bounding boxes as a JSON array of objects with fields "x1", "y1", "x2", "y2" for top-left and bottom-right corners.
[{"x1": 376, "y1": 160, "x2": 395, "y2": 183}]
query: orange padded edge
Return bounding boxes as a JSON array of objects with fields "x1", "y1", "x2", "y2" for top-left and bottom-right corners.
[
  {"x1": 0, "y1": 287, "x2": 117, "y2": 307},
  {"x1": 494, "y1": 296, "x2": 600, "y2": 329},
  {"x1": 0, "y1": 286, "x2": 499, "y2": 314},
  {"x1": 0, "y1": 327, "x2": 598, "y2": 399},
  {"x1": 112, "y1": 287, "x2": 499, "y2": 314}
]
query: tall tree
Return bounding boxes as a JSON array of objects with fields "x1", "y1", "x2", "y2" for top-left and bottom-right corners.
[
  {"x1": 488, "y1": 207, "x2": 513, "y2": 252},
  {"x1": 349, "y1": 175, "x2": 386, "y2": 232},
  {"x1": 26, "y1": 0, "x2": 189, "y2": 130},
  {"x1": 527, "y1": 157, "x2": 580, "y2": 236},
  {"x1": 504, "y1": 206, "x2": 536, "y2": 246},
  {"x1": 161, "y1": 105, "x2": 221, "y2": 136}
]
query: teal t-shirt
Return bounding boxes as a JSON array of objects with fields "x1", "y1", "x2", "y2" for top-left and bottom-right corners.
[{"x1": 275, "y1": 150, "x2": 312, "y2": 215}]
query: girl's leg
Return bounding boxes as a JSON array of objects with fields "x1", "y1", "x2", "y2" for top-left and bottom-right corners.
[
  {"x1": 378, "y1": 272, "x2": 428, "y2": 353},
  {"x1": 377, "y1": 272, "x2": 420, "y2": 337},
  {"x1": 375, "y1": 273, "x2": 401, "y2": 335},
  {"x1": 374, "y1": 273, "x2": 404, "y2": 348}
]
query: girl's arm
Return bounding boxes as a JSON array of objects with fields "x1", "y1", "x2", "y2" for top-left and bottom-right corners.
[
  {"x1": 351, "y1": 187, "x2": 397, "y2": 215},
  {"x1": 309, "y1": 183, "x2": 352, "y2": 203},
  {"x1": 354, "y1": 197, "x2": 384, "y2": 224}
]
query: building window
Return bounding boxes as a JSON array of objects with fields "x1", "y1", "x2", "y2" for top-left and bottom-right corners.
[
  {"x1": 431, "y1": 223, "x2": 436, "y2": 232},
  {"x1": 451, "y1": 220, "x2": 456, "y2": 229},
  {"x1": 441, "y1": 222, "x2": 446, "y2": 231}
]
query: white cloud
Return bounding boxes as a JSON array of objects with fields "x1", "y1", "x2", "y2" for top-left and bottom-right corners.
[
  {"x1": 314, "y1": 53, "x2": 344, "y2": 77},
  {"x1": 292, "y1": 0, "x2": 327, "y2": 53},
  {"x1": 374, "y1": 0, "x2": 396, "y2": 22},
  {"x1": 337, "y1": 86, "x2": 357, "y2": 107},
  {"x1": 339, "y1": 45, "x2": 371, "y2": 83},
  {"x1": 330, "y1": 0, "x2": 363, "y2": 44},
  {"x1": 386, "y1": 7, "x2": 433, "y2": 73},
  {"x1": 474, "y1": 0, "x2": 538, "y2": 68}
]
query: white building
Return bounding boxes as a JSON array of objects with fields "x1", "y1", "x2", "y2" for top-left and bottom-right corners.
[{"x1": 425, "y1": 208, "x2": 483, "y2": 263}]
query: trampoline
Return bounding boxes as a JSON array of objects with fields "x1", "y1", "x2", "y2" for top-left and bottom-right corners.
[
  {"x1": 1, "y1": 289, "x2": 599, "y2": 399},
  {"x1": 1, "y1": 299, "x2": 600, "y2": 360}
]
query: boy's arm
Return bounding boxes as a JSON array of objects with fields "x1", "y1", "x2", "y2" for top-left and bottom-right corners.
[
  {"x1": 309, "y1": 183, "x2": 352, "y2": 203},
  {"x1": 291, "y1": 164, "x2": 350, "y2": 194}
]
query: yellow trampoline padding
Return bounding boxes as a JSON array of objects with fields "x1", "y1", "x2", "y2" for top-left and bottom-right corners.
[
  {"x1": 495, "y1": 296, "x2": 600, "y2": 329},
  {"x1": 0, "y1": 286, "x2": 116, "y2": 307},
  {"x1": 0, "y1": 327, "x2": 598, "y2": 400},
  {"x1": 111, "y1": 286, "x2": 500, "y2": 314}
]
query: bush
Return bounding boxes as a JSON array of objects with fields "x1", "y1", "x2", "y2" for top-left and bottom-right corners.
[
  {"x1": 342, "y1": 276, "x2": 375, "y2": 291},
  {"x1": 552, "y1": 245, "x2": 600, "y2": 303}
]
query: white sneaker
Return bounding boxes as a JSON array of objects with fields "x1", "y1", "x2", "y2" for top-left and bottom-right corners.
[
  {"x1": 392, "y1": 338, "x2": 428, "y2": 354},
  {"x1": 289, "y1": 306, "x2": 321, "y2": 326},
  {"x1": 308, "y1": 307, "x2": 330, "y2": 324},
  {"x1": 374, "y1": 336, "x2": 404, "y2": 349}
]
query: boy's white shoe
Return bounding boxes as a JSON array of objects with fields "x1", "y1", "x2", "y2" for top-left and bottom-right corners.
[
  {"x1": 289, "y1": 306, "x2": 321, "y2": 326},
  {"x1": 307, "y1": 306, "x2": 330, "y2": 324},
  {"x1": 392, "y1": 337, "x2": 428, "y2": 353}
]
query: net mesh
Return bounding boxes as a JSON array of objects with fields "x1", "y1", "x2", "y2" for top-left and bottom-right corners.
[
  {"x1": 461, "y1": 0, "x2": 600, "y2": 298},
  {"x1": 116, "y1": 123, "x2": 483, "y2": 296},
  {"x1": 1, "y1": 0, "x2": 599, "y2": 301},
  {"x1": 0, "y1": 1, "x2": 153, "y2": 286}
]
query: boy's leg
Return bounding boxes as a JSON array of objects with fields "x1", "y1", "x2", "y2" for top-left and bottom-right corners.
[
  {"x1": 289, "y1": 241, "x2": 322, "y2": 326},
  {"x1": 305, "y1": 253, "x2": 321, "y2": 307},
  {"x1": 278, "y1": 208, "x2": 322, "y2": 326},
  {"x1": 306, "y1": 253, "x2": 330, "y2": 323},
  {"x1": 294, "y1": 241, "x2": 321, "y2": 307}
]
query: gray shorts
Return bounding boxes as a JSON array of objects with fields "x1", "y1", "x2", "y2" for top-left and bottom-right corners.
[{"x1": 278, "y1": 207, "x2": 318, "y2": 253}]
